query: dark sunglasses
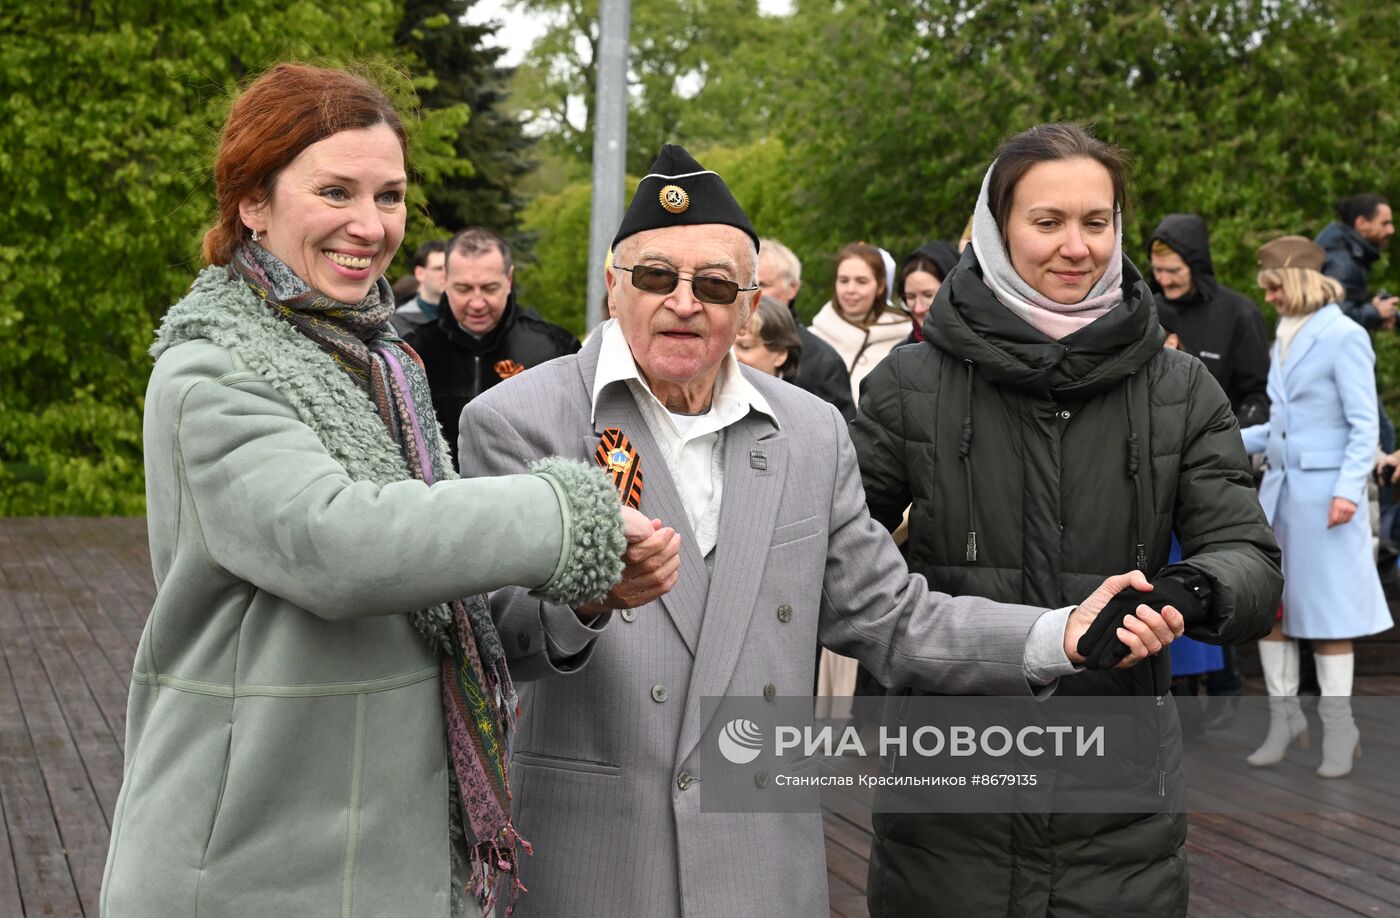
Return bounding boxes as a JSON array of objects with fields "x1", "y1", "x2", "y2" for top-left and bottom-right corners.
[{"x1": 615, "y1": 264, "x2": 759, "y2": 305}]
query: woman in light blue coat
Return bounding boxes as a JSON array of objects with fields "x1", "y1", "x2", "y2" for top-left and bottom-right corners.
[{"x1": 1240, "y1": 235, "x2": 1391, "y2": 778}]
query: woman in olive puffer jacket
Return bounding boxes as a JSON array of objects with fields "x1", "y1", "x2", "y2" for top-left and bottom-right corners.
[{"x1": 850, "y1": 123, "x2": 1282, "y2": 918}]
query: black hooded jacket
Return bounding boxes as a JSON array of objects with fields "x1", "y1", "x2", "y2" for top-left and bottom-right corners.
[
  {"x1": 406, "y1": 292, "x2": 580, "y2": 469},
  {"x1": 850, "y1": 251, "x2": 1281, "y2": 917},
  {"x1": 781, "y1": 302, "x2": 856, "y2": 421},
  {"x1": 1148, "y1": 214, "x2": 1271, "y2": 427}
]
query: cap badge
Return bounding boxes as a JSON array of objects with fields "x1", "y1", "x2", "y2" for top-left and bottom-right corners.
[{"x1": 659, "y1": 184, "x2": 690, "y2": 214}]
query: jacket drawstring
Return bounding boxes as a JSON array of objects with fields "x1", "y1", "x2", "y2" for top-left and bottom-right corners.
[
  {"x1": 1123, "y1": 373, "x2": 1147, "y2": 572},
  {"x1": 960, "y1": 360, "x2": 978, "y2": 562}
]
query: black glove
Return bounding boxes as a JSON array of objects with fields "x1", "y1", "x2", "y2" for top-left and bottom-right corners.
[{"x1": 1074, "y1": 567, "x2": 1214, "y2": 670}]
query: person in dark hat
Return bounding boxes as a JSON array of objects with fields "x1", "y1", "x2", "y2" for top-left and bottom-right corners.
[{"x1": 452, "y1": 142, "x2": 1186, "y2": 918}]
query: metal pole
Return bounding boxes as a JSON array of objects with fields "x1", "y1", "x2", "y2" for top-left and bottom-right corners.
[{"x1": 585, "y1": 0, "x2": 631, "y2": 332}]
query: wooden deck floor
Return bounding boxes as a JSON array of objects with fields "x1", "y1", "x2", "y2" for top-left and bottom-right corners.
[{"x1": 2, "y1": 517, "x2": 1399, "y2": 917}]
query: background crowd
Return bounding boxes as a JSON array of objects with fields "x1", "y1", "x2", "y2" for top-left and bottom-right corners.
[{"x1": 4, "y1": 0, "x2": 1400, "y2": 516}]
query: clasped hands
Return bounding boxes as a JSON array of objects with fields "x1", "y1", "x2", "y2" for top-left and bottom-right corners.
[
  {"x1": 575, "y1": 507, "x2": 682, "y2": 619},
  {"x1": 1066, "y1": 569, "x2": 1209, "y2": 670}
]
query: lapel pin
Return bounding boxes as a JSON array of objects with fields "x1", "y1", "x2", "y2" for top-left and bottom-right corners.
[{"x1": 750, "y1": 450, "x2": 767, "y2": 471}]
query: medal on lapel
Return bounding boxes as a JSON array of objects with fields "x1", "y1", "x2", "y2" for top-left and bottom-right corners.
[{"x1": 594, "y1": 428, "x2": 643, "y2": 509}]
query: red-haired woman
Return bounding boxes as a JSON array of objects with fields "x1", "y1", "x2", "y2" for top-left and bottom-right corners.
[
  {"x1": 99, "y1": 64, "x2": 666, "y2": 917},
  {"x1": 808, "y1": 242, "x2": 910, "y2": 406}
]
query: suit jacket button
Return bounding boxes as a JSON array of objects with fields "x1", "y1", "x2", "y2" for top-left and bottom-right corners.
[
  {"x1": 755, "y1": 769, "x2": 770, "y2": 789},
  {"x1": 517, "y1": 632, "x2": 530, "y2": 651},
  {"x1": 621, "y1": 609, "x2": 638, "y2": 623},
  {"x1": 677, "y1": 770, "x2": 693, "y2": 790},
  {"x1": 651, "y1": 683, "x2": 669, "y2": 703},
  {"x1": 764, "y1": 683, "x2": 777, "y2": 702},
  {"x1": 777, "y1": 605, "x2": 793, "y2": 623}
]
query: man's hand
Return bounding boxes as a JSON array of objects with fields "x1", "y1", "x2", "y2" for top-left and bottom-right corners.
[
  {"x1": 1328, "y1": 497, "x2": 1357, "y2": 529},
  {"x1": 1372, "y1": 293, "x2": 1398, "y2": 321},
  {"x1": 574, "y1": 507, "x2": 681, "y2": 618},
  {"x1": 1064, "y1": 571, "x2": 1186, "y2": 670}
]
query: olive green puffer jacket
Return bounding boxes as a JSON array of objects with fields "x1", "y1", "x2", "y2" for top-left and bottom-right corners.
[{"x1": 850, "y1": 253, "x2": 1282, "y2": 918}]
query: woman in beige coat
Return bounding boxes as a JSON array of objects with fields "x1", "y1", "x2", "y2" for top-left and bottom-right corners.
[
  {"x1": 100, "y1": 64, "x2": 674, "y2": 918},
  {"x1": 808, "y1": 242, "x2": 911, "y2": 407}
]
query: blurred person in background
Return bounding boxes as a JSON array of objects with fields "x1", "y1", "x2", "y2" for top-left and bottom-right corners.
[
  {"x1": 758, "y1": 237, "x2": 854, "y2": 419},
  {"x1": 808, "y1": 241, "x2": 909, "y2": 408},
  {"x1": 1240, "y1": 235, "x2": 1392, "y2": 779},
  {"x1": 407, "y1": 227, "x2": 580, "y2": 470},
  {"x1": 391, "y1": 238, "x2": 447, "y2": 335},
  {"x1": 734, "y1": 295, "x2": 802, "y2": 381},
  {"x1": 1147, "y1": 212, "x2": 1272, "y2": 727},
  {"x1": 1316, "y1": 193, "x2": 1397, "y2": 331},
  {"x1": 1148, "y1": 214, "x2": 1270, "y2": 427},
  {"x1": 897, "y1": 240, "x2": 959, "y2": 344}
]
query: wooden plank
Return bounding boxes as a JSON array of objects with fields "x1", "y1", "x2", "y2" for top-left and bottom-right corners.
[
  {"x1": 1194, "y1": 812, "x2": 1400, "y2": 912},
  {"x1": 0, "y1": 564, "x2": 110, "y2": 917},
  {"x1": 0, "y1": 729, "x2": 29, "y2": 918},
  {"x1": 35, "y1": 519, "x2": 141, "y2": 681},
  {"x1": 0, "y1": 589, "x2": 84, "y2": 917},
  {"x1": 24, "y1": 524, "x2": 134, "y2": 759},
  {"x1": 55, "y1": 518, "x2": 151, "y2": 651},
  {"x1": 823, "y1": 818, "x2": 872, "y2": 896},
  {"x1": 825, "y1": 866, "x2": 868, "y2": 918},
  {"x1": 1186, "y1": 841, "x2": 1314, "y2": 918},
  {"x1": 1187, "y1": 828, "x2": 1333, "y2": 914}
]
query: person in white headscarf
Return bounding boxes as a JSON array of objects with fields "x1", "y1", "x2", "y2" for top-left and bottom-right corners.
[{"x1": 849, "y1": 122, "x2": 1283, "y2": 917}]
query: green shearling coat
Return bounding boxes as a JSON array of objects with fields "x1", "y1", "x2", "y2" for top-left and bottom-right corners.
[{"x1": 100, "y1": 267, "x2": 589, "y2": 917}]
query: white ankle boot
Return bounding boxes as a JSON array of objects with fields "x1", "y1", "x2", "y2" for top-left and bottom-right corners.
[
  {"x1": 1246, "y1": 640, "x2": 1308, "y2": 767},
  {"x1": 1316, "y1": 653, "x2": 1358, "y2": 779}
]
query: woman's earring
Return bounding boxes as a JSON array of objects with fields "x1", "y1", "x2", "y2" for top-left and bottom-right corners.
[{"x1": 251, "y1": 228, "x2": 260, "y2": 242}]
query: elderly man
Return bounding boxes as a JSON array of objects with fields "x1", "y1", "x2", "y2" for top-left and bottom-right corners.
[{"x1": 460, "y1": 145, "x2": 1181, "y2": 918}]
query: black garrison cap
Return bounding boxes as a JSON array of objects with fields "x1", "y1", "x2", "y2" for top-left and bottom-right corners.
[{"x1": 610, "y1": 143, "x2": 760, "y2": 252}]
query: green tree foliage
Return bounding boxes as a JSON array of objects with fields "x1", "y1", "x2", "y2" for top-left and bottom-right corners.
[
  {"x1": 395, "y1": 0, "x2": 534, "y2": 237},
  {"x1": 507, "y1": 0, "x2": 789, "y2": 179},
  {"x1": 516, "y1": 178, "x2": 598, "y2": 335},
  {"x1": 769, "y1": 0, "x2": 1400, "y2": 330},
  {"x1": 0, "y1": 1, "x2": 471, "y2": 514}
]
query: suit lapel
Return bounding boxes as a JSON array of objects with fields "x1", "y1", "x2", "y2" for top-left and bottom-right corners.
[
  {"x1": 589, "y1": 383, "x2": 706, "y2": 655},
  {"x1": 676, "y1": 412, "x2": 787, "y2": 762},
  {"x1": 1282, "y1": 306, "x2": 1337, "y2": 383}
]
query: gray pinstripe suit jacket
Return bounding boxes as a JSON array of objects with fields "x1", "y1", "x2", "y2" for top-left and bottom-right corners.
[{"x1": 459, "y1": 328, "x2": 1047, "y2": 918}]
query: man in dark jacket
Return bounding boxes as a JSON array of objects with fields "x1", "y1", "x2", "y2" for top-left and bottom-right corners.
[
  {"x1": 407, "y1": 227, "x2": 580, "y2": 469},
  {"x1": 1148, "y1": 214, "x2": 1270, "y2": 429},
  {"x1": 759, "y1": 236, "x2": 856, "y2": 420},
  {"x1": 391, "y1": 238, "x2": 448, "y2": 336},
  {"x1": 1316, "y1": 193, "x2": 1397, "y2": 330},
  {"x1": 1318, "y1": 194, "x2": 1397, "y2": 453},
  {"x1": 1148, "y1": 214, "x2": 1272, "y2": 718}
]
